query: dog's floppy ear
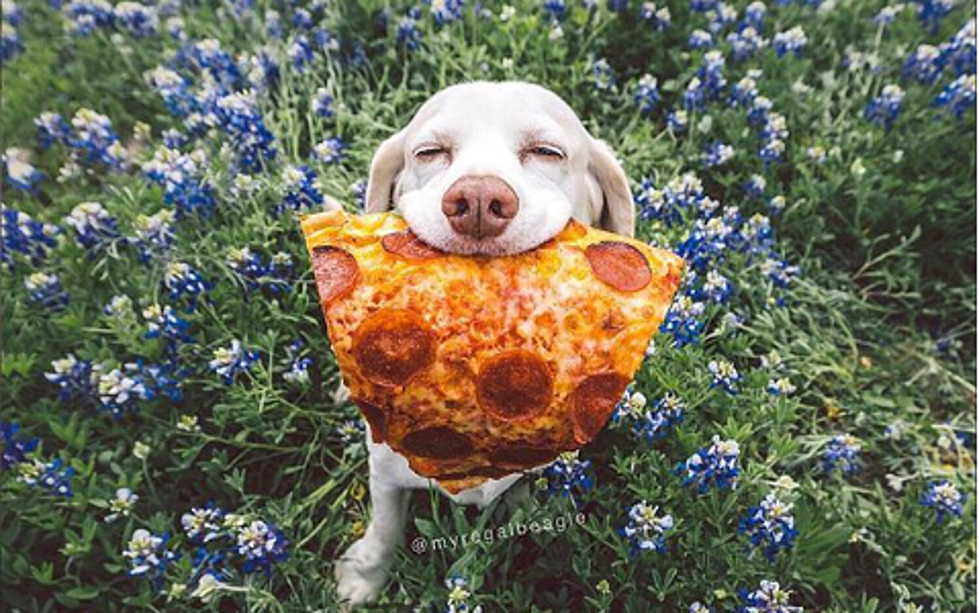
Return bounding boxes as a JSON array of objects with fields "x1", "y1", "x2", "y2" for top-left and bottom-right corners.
[
  {"x1": 588, "y1": 137, "x2": 635, "y2": 238},
  {"x1": 365, "y1": 129, "x2": 407, "y2": 213}
]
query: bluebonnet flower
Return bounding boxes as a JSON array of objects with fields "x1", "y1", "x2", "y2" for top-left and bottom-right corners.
[
  {"x1": 939, "y1": 19, "x2": 976, "y2": 77},
  {"x1": 748, "y1": 95, "x2": 773, "y2": 124},
  {"x1": 45, "y1": 354, "x2": 97, "y2": 403},
  {"x1": 444, "y1": 574, "x2": 483, "y2": 613},
  {"x1": 676, "y1": 435, "x2": 741, "y2": 493},
  {"x1": 690, "y1": 0, "x2": 718, "y2": 12},
  {"x1": 95, "y1": 490, "x2": 136, "y2": 528},
  {"x1": 739, "y1": 494, "x2": 798, "y2": 561},
  {"x1": 145, "y1": 66, "x2": 197, "y2": 117},
  {"x1": 822, "y1": 434, "x2": 861, "y2": 475},
  {"x1": 639, "y1": 2, "x2": 671, "y2": 30},
  {"x1": 313, "y1": 87, "x2": 334, "y2": 118},
  {"x1": 338, "y1": 418, "x2": 366, "y2": 447},
  {"x1": 164, "y1": 261, "x2": 211, "y2": 307},
  {"x1": 667, "y1": 109, "x2": 688, "y2": 134},
  {"x1": 142, "y1": 361, "x2": 188, "y2": 402},
  {"x1": 25, "y1": 272, "x2": 69, "y2": 311},
  {"x1": 872, "y1": 4, "x2": 906, "y2": 26},
  {"x1": 772, "y1": 26, "x2": 807, "y2": 58},
  {"x1": 543, "y1": 0, "x2": 567, "y2": 21},
  {"x1": 350, "y1": 179, "x2": 368, "y2": 209},
  {"x1": 115, "y1": 2, "x2": 159, "y2": 37},
  {"x1": 1, "y1": 422, "x2": 39, "y2": 470},
  {"x1": 63, "y1": 0, "x2": 115, "y2": 36},
  {"x1": 633, "y1": 74, "x2": 659, "y2": 114},
  {"x1": 708, "y1": 359, "x2": 740, "y2": 393},
  {"x1": 933, "y1": 74, "x2": 976, "y2": 119},
  {"x1": 0, "y1": 22, "x2": 22, "y2": 62},
  {"x1": 904, "y1": 44, "x2": 944, "y2": 83},
  {"x1": 288, "y1": 35, "x2": 314, "y2": 70},
  {"x1": 279, "y1": 164, "x2": 324, "y2": 214},
  {"x1": 429, "y1": 0, "x2": 466, "y2": 24},
  {"x1": 397, "y1": 11, "x2": 422, "y2": 50},
  {"x1": 592, "y1": 57, "x2": 615, "y2": 91},
  {"x1": 133, "y1": 209, "x2": 176, "y2": 262},
  {"x1": 761, "y1": 256, "x2": 800, "y2": 288},
  {"x1": 143, "y1": 147, "x2": 217, "y2": 218},
  {"x1": 227, "y1": 247, "x2": 293, "y2": 295},
  {"x1": 236, "y1": 520, "x2": 289, "y2": 576},
  {"x1": 768, "y1": 195, "x2": 786, "y2": 215},
  {"x1": 209, "y1": 339, "x2": 260, "y2": 384},
  {"x1": 166, "y1": 15, "x2": 186, "y2": 40},
  {"x1": 737, "y1": 580, "x2": 803, "y2": 612},
  {"x1": 920, "y1": 480, "x2": 965, "y2": 523},
  {"x1": 607, "y1": 0, "x2": 628, "y2": 11},
  {"x1": 914, "y1": 0, "x2": 954, "y2": 33},
  {"x1": 315, "y1": 137, "x2": 347, "y2": 164},
  {"x1": 706, "y1": 3, "x2": 737, "y2": 33},
  {"x1": 744, "y1": 173, "x2": 766, "y2": 198},
  {"x1": 35, "y1": 112, "x2": 73, "y2": 149},
  {"x1": 161, "y1": 128, "x2": 187, "y2": 149},
  {"x1": 689, "y1": 29, "x2": 714, "y2": 49},
  {"x1": 124, "y1": 529, "x2": 179, "y2": 584},
  {"x1": 700, "y1": 270, "x2": 733, "y2": 303},
  {"x1": 542, "y1": 450, "x2": 593, "y2": 506},
  {"x1": 93, "y1": 362, "x2": 153, "y2": 418},
  {"x1": 618, "y1": 392, "x2": 685, "y2": 443},
  {"x1": 660, "y1": 294, "x2": 707, "y2": 347},
  {"x1": 806, "y1": 146, "x2": 827, "y2": 164},
  {"x1": 864, "y1": 85, "x2": 905, "y2": 129},
  {"x1": 1, "y1": 207, "x2": 60, "y2": 269},
  {"x1": 620, "y1": 501, "x2": 674, "y2": 555},
  {"x1": 181, "y1": 38, "x2": 241, "y2": 89},
  {"x1": 64, "y1": 201, "x2": 122, "y2": 254},
  {"x1": 766, "y1": 377, "x2": 797, "y2": 396},
  {"x1": 183, "y1": 504, "x2": 225, "y2": 543},
  {"x1": 2, "y1": 147, "x2": 43, "y2": 191},
  {"x1": 282, "y1": 339, "x2": 313, "y2": 384},
  {"x1": 702, "y1": 141, "x2": 734, "y2": 167},
  {"x1": 213, "y1": 91, "x2": 277, "y2": 171},
  {"x1": 759, "y1": 137, "x2": 785, "y2": 165},
  {"x1": 243, "y1": 48, "x2": 280, "y2": 92},
  {"x1": 741, "y1": 1, "x2": 767, "y2": 30},
  {"x1": 292, "y1": 6, "x2": 313, "y2": 29},
  {"x1": 69, "y1": 108, "x2": 125, "y2": 169},
  {"x1": 19, "y1": 457, "x2": 75, "y2": 497},
  {"x1": 728, "y1": 27, "x2": 766, "y2": 61},
  {"x1": 143, "y1": 303, "x2": 194, "y2": 350},
  {"x1": 635, "y1": 178, "x2": 681, "y2": 225}
]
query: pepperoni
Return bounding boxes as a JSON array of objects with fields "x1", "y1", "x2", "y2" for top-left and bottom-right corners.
[
  {"x1": 476, "y1": 350, "x2": 553, "y2": 420},
  {"x1": 490, "y1": 445, "x2": 560, "y2": 469},
  {"x1": 585, "y1": 241, "x2": 652, "y2": 292},
  {"x1": 353, "y1": 398, "x2": 388, "y2": 443},
  {"x1": 570, "y1": 372, "x2": 631, "y2": 445},
  {"x1": 352, "y1": 309, "x2": 436, "y2": 386},
  {"x1": 401, "y1": 427, "x2": 473, "y2": 459},
  {"x1": 381, "y1": 230, "x2": 444, "y2": 260},
  {"x1": 310, "y1": 246, "x2": 360, "y2": 305}
]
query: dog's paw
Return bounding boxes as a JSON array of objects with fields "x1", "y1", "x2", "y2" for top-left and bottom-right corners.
[{"x1": 334, "y1": 538, "x2": 392, "y2": 609}]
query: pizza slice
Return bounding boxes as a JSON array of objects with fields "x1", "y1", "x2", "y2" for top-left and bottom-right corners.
[{"x1": 300, "y1": 210, "x2": 684, "y2": 494}]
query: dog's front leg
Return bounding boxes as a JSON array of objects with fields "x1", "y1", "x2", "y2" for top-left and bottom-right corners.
[{"x1": 334, "y1": 459, "x2": 410, "y2": 607}]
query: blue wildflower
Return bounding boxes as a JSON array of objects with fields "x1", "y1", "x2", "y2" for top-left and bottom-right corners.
[
  {"x1": 542, "y1": 450, "x2": 594, "y2": 506},
  {"x1": 739, "y1": 494, "x2": 798, "y2": 561},
  {"x1": 64, "y1": 201, "x2": 122, "y2": 254},
  {"x1": 766, "y1": 377, "x2": 797, "y2": 396},
  {"x1": 19, "y1": 457, "x2": 75, "y2": 497},
  {"x1": 667, "y1": 109, "x2": 688, "y2": 134},
  {"x1": 145, "y1": 66, "x2": 198, "y2": 117},
  {"x1": 676, "y1": 435, "x2": 741, "y2": 493},
  {"x1": 350, "y1": 179, "x2": 368, "y2": 209},
  {"x1": 133, "y1": 209, "x2": 176, "y2": 263},
  {"x1": 1, "y1": 423, "x2": 39, "y2": 470},
  {"x1": 690, "y1": 0, "x2": 718, "y2": 12},
  {"x1": 904, "y1": 44, "x2": 945, "y2": 83},
  {"x1": 213, "y1": 91, "x2": 277, "y2": 171},
  {"x1": 443, "y1": 574, "x2": 483, "y2": 613},
  {"x1": 939, "y1": 19, "x2": 976, "y2": 77},
  {"x1": 279, "y1": 164, "x2": 324, "y2": 214},
  {"x1": 592, "y1": 57, "x2": 615, "y2": 91},
  {"x1": 35, "y1": 112, "x2": 73, "y2": 149},
  {"x1": 314, "y1": 137, "x2": 347, "y2": 164},
  {"x1": 430, "y1": 0, "x2": 466, "y2": 24},
  {"x1": 63, "y1": 0, "x2": 115, "y2": 36},
  {"x1": 543, "y1": 0, "x2": 567, "y2": 21},
  {"x1": 1, "y1": 147, "x2": 42, "y2": 192},
  {"x1": 639, "y1": 3, "x2": 671, "y2": 30},
  {"x1": 93, "y1": 362, "x2": 153, "y2": 418},
  {"x1": 620, "y1": 500, "x2": 675, "y2": 555},
  {"x1": 124, "y1": 529, "x2": 179, "y2": 585},
  {"x1": 702, "y1": 141, "x2": 734, "y2": 167},
  {"x1": 761, "y1": 256, "x2": 800, "y2": 288},
  {"x1": 1, "y1": 207, "x2": 60, "y2": 269},
  {"x1": 660, "y1": 294, "x2": 706, "y2": 347},
  {"x1": 708, "y1": 359, "x2": 740, "y2": 393},
  {"x1": 737, "y1": 580, "x2": 803, "y2": 612},
  {"x1": 25, "y1": 271, "x2": 69, "y2": 311},
  {"x1": 744, "y1": 173, "x2": 766, "y2": 198},
  {"x1": 209, "y1": 339, "x2": 260, "y2": 384},
  {"x1": 772, "y1": 26, "x2": 807, "y2": 58},
  {"x1": 397, "y1": 11, "x2": 422, "y2": 50},
  {"x1": 633, "y1": 74, "x2": 660, "y2": 115},
  {"x1": 69, "y1": 108, "x2": 125, "y2": 169},
  {"x1": 288, "y1": 35, "x2": 314, "y2": 70},
  {"x1": 689, "y1": 29, "x2": 714, "y2": 49},
  {"x1": 934, "y1": 74, "x2": 976, "y2": 119},
  {"x1": 1, "y1": 22, "x2": 22, "y2": 62},
  {"x1": 616, "y1": 391, "x2": 685, "y2": 443},
  {"x1": 822, "y1": 434, "x2": 861, "y2": 475},
  {"x1": 114, "y1": 2, "x2": 159, "y2": 37},
  {"x1": 143, "y1": 147, "x2": 217, "y2": 218},
  {"x1": 45, "y1": 354, "x2": 97, "y2": 403},
  {"x1": 236, "y1": 520, "x2": 289, "y2": 576},
  {"x1": 872, "y1": 4, "x2": 906, "y2": 26},
  {"x1": 729, "y1": 76, "x2": 759, "y2": 107},
  {"x1": 921, "y1": 480, "x2": 965, "y2": 523},
  {"x1": 164, "y1": 261, "x2": 211, "y2": 308},
  {"x1": 864, "y1": 85, "x2": 905, "y2": 129},
  {"x1": 293, "y1": 7, "x2": 313, "y2": 29},
  {"x1": 182, "y1": 504, "x2": 225, "y2": 543},
  {"x1": 313, "y1": 87, "x2": 334, "y2": 118},
  {"x1": 747, "y1": 95, "x2": 773, "y2": 124},
  {"x1": 706, "y1": 3, "x2": 737, "y2": 33},
  {"x1": 914, "y1": 0, "x2": 954, "y2": 33},
  {"x1": 143, "y1": 303, "x2": 194, "y2": 351},
  {"x1": 741, "y1": 1, "x2": 766, "y2": 30},
  {"x1": 282, "y1": 339, "x2": 313, "y2": 384}
]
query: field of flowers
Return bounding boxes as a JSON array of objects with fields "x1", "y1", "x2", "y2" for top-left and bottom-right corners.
[{"x1": 1, "y1": 0, "x2": 976, "y2": 611}]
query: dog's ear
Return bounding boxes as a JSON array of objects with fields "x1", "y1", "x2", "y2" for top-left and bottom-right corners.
[
  {"x1": 588, "y1": 137, "x2": 635, "y2": 238},
  {"x1": 365, "y1": 129, "x2": 407, "y2": 213}
]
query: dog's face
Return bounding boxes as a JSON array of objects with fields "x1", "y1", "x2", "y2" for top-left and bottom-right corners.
[{"x1": 364, "y1": 81, "x2": 635, "y2": 255}]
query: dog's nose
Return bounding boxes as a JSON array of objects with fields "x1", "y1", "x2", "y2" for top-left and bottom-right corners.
[{"x1": 441, "y1": 176, "x2": 519, "y2": 239}]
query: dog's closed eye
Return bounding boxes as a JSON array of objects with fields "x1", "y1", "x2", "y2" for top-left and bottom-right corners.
[
  {"x1": 521, "y1": 143, "x2": 565, "y2": 163},
  {"x1": 414, "y1": 144, "x2": 451, "y2": 162}
]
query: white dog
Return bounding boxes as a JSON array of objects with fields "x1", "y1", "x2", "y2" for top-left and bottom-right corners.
[{"x1": 333, "y1": 81, "x2": 635, "y2": 607}]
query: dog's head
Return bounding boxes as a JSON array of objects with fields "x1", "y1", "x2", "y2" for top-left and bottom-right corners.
[{"x1": 364, "y1": 81, "x2": 634, "y2": 255}]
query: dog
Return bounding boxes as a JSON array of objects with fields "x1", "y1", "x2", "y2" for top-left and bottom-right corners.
[{"x1": 333, "y1": 80, "x2": 635, "y2": 607}]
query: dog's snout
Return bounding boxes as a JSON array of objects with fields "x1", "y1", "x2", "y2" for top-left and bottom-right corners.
[{"x1": 441, "y1": 176, "x2": 519, "y2": 239}]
